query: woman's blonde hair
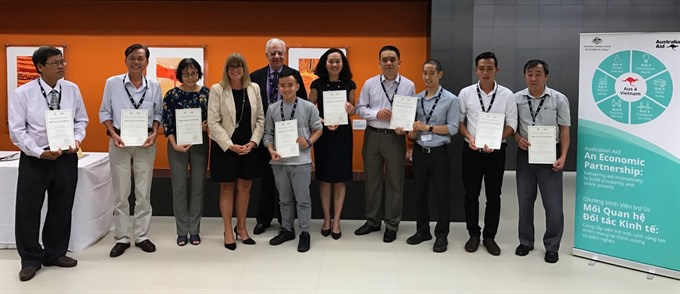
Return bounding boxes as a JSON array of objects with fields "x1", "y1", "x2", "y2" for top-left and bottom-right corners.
[{"x1": 219, "y1": 53, "x2": 252, "y2": 90}]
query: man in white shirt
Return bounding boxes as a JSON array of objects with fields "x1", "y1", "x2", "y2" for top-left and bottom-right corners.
[
  {"x1": 458, "y1": 52, "x2": 517, "y2": 256},
  {"x1": 354, "y1": 45, "x2": 416, "y2": 243},
  {"x1": 8, "y1": 46, "x2": 89, "y2": 281}
]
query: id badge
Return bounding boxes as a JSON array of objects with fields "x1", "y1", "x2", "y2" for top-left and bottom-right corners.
[{"x1": 420, "y1": 132, "x2": 433, "y2": 142}]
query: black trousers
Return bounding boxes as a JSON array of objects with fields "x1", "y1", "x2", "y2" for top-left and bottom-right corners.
[
  {"x1": 412, "y1": 144, "x2": 450, "y2": 238},
  {"x1": 255, "y1": 146, "x2": 280, "y2": 225},
  {"x1": 462, "y1": 142, "x2": 506, "y2": 240},
  {"x1": 15, "y1": 152, "x2": 78, "y2": 267}
]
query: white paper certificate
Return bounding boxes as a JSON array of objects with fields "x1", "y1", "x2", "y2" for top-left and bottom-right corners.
[
  {"x1": 175, "y1": 108, "x2": 203, "y2": 145},
  {"x1": 474, "y1": 112, "x2": 505, "y2": 150},
  {"x1": 45, "y1": 109, "x2": 75, "y2": 151},
  {"x1": 120, "y1": 109, "x2": 149, "y2": 147},
  {"x1": 322, "y1": 90, "x2": 348, "y2": 126},
  {"x1": 389, "y1": 95, "x2": 418, "y2": 131},
  {"x1": 528, "y1": 126, "x2": 556, "y2": 164},
  {"x1": 274, "y1": 119, "x2": 300, "y2": 158}
]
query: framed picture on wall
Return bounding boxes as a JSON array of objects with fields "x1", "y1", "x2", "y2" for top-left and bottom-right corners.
[
  {"x1": 287, "y1": 48, "x2": 347, "y2": 94},
  {"x1": 6, "y1": 45, "x2": 65, "y2": 102},
  {"x1": 146, "y1": 46, "x2": 205, "y2": 98}
]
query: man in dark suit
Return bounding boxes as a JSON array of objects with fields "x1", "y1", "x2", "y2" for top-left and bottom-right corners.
[{"x1": 250, "y1": 38, "x2": 308, "y2": 235}]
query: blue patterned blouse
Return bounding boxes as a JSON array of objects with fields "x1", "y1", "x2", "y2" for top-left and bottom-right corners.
[{"x1": 162, "y1": 86, "x2": 209, "y2": 136}]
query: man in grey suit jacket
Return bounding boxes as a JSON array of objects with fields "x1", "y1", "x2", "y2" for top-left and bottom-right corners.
[{"x1": 249, "y1": 38, "x2": 308, "y2": 235}]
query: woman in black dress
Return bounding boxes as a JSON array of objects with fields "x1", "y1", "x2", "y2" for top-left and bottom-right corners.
[{"x1": 309, "y1": 48, "x2": 355, "y2": 239}]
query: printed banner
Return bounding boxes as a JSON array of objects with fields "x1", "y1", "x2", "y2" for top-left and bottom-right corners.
[{"x1": 575, "y1": 32, "x2": 680, "y2": 278}]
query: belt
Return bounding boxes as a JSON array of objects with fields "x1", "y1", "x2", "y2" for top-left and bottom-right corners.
[
  {"x1": 107, "y1": 127, "x2": 154, "y2": 136},
  {"x1": 415, "y1": 143, "x2": 446, "y2": 154},
  {"x1": 366, "y1": 125, "x2": 395, "y2": 134}
]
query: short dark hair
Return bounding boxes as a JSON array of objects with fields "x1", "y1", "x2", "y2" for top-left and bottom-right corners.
[
  {"x1": 379, "y1": 45, "x2": 400, "y2": 60},
  {"x1": 175, "y1": 58, "x2": 203, "y2": 83},
  {"x1": 523, "y1": 59, "x2": 549, "y2": 75},
  {"x1": 278, "y1": 68, "x2": 297, "y2": 83},
  {"x1": 125, "y1": 44, "x2": 150, "y2": 59},
  {"x1": 423, "y1": 59, "x2": 443, "y2": 72},
  {"x1": 32, "y1": 46, "x2": 62, "y2": 74},
  {"x1": 475, "y1": 51, "x2": 497, "y2": 67},
  {"x1": 313, "y1": 48, "x2": 353, "y2": 80}
]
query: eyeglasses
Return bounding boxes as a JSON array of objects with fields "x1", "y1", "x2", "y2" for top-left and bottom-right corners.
[
  {"x1": 45, "y1": 60, "x2": 67, "y2": 67},
  {"x1": 228, "y1": 64, "x2": 244, "y2": 70},
  {"x1": 182, "y1": 72, "x2": 199, "y2": 78}
]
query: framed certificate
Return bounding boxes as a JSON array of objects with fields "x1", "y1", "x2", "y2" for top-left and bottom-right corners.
[
  {"x1": 528, "y1": 126, "x2": 557, "y2": 164},
  {"x1": 274, "y1": 119, "x2": 300, "y2": 158},
  {"x1": 322, "y1": 90, "x2": 348, "y2": 126},
  {"x1": 475, "y1": 112, "x2": 505, "y2": 150},
  {"x1": 175, "y1": 108, "x2": 203, "y2": 145},
  {"x1": 120, "y1": 109, "x2": 149, "y2": 147},
  {"x1": 45, "y1": 109, "x2": 75, "y2": 151},
  {"x1": 389, "y1": 95, "x2": 418, "y2": 131}
]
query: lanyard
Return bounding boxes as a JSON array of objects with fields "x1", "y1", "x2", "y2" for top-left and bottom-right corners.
[
  {"x1": 421, "y1": 87, "x2": 442, "y2": 125},
  {"x1": 476, "y1": 84, "x2": 496, "y2": 113},
  {"x1": 38, "y1": 79, "x2": 61, "y2": 110},
  {"x1": 123, "y1": 74, "x2": 148, "y2": 109},
  {"x1": 280, "y1": 98, "x2": 298, "y2": 121},
  {"x1": 380, "y1": 75, "x2": 401, "y2": 105},
  {"x1": 527, "y1": 94, "x2": 547, "y2": 126}
]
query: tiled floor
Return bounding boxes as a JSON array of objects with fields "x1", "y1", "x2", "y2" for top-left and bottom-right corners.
[{"x1": 1, "y1": 173, "x2": 678, "y2": 293}]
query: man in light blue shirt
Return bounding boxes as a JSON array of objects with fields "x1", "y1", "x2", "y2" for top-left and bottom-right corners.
[
  {"x1": 8, "y1": 46, "x2": 88, "y2": 281},
  {"x1": 99, "y1": 44, "x2": 162, "y2": 258},
  {"x1": 406, "y1": 59, "x2": 459, "y2": 253}
]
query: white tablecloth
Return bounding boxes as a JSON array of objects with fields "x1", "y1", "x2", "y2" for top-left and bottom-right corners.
[{"x1": 0, "y1": 151, "x2": 113, "y2": 252}]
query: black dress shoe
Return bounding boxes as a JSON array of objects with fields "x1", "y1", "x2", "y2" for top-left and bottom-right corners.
[
  {"x1": 253, "y1": 223, "x2": 270, "y2": 235},
  {"x1": 406, "y1": 231, "x2": 433, "y2": 245},
  {"x1": 483, "y1": 239, "x2": 501, "y2": 256},
  {"x1": 545, "y1": 251, "x2": 559, "y2": 263},
  {"x1": 135, "y1": 240, "x2": 157, "y2": 253},
  {"x1": 298, "y1": 232, "x2": 311, "y2": 252},
  {"x1": 321, "y1": 228, "x2": 331, "y2": 237},
  {"x1": 44, "y1": 256, "x2": 77, "y2": 267},
  {"x1": 235, "y1": 226, "x2": 256, "y2": 245},
  {"x1": 515, "y1": 244, "x2": 534, "y2": 256},
  {"x1": 224, "y1": 242, "x2": 236, "y2": 250},
  {"x1": 269, "y1": 228, "x2": 296, "y2": 245},
  {"x1": 383, "y1": 229, "x2": 397, "y2": 243},
  {"x1": 433, "y1": 238, "x2": 448, "y2": 253},
  {"x1": 331, "y1": 231, "x2": 342, "y2": 240},
  {"x1": 19, "y1": 266, "x2": 40, "y2": 281},
  {"x1": 354, "y1": 223, "x2": 381, "y2": 236},
  {"x1": 464, "y1": 236, "x2": 480, "y2": 252},
  {"x1": 110, "y1": 242, "x2": 131, "y2": 257}
]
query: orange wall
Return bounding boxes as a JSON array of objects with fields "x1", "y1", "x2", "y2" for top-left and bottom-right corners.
[{"x1": 0, "y1": 1, "x2": 428, "y2": 170}]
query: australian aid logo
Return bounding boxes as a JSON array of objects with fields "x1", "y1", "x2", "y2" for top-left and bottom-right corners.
[{"x1": 655, "y1": 39, "x2": 680, "y2": 51}]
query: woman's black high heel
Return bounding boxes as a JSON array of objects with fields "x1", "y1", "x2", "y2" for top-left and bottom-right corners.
[
  {"x1": 224, "y1": 232, "x2": 236, "y2": 250},
  {"x1": 235, "y1": 226, "x2": 256, "y2": 245}
]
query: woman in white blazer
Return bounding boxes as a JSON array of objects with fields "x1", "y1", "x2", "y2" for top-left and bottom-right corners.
[{"x1": 208, "y1": 53, "x2": 264, "y2": 250}]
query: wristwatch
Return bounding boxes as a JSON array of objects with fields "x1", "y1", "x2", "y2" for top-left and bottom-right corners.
[
  {"x1": 428, "y1": 125, "x2": 434, "y2": 132},
  {"x1": 305, "y1": 139, "x2": 313, "y2": 148}
]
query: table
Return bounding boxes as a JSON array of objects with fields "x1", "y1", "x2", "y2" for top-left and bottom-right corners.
[{"x1": 0, "y1": 151, "x2": 113, "y2": 252}]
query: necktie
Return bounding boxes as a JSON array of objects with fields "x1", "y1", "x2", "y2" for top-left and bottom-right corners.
[
  {"x1": 269, "y1": 71, "x2": 279, "y2": 104},
  {"x1": 50, "y1": 90, "x2": 59, "y2": 110}
]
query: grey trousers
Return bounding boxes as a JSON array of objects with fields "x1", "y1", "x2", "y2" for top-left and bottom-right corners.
[
  {"x1": 109, "y1": 139, "x2": 156, "y2": 244},
  {"x1": 516, "y1": 148, "x2": 564, "y2": 252},
  {"x1": 272, "y1": 164, "x2": 312, "y2": 233},
  {"x1": 361, "y1": 129, "x2": 406, "y2": 231},
  {"x1": 167, "y1": 135, "x2": 208, "y2": 236}
]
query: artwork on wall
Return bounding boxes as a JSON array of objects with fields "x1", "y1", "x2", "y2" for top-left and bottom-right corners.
[
  {"x1": 287, "y1": 48, "x2": 347, "y2": 94},
  {"x1": 6, "y1": 45, "x2": 65, "y2": 100},
  {"x1": 146, "y1": 47, "x2": 205, "y2": 97}
]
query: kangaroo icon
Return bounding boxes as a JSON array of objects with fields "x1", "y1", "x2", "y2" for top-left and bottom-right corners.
[{"x1": 622, "y1": 77, "x2": 638, "y2": 86}]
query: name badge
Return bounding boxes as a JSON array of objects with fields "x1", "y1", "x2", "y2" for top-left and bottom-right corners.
[{"x1": 420, "y1": 133, "x2": 433, "y2": 142}]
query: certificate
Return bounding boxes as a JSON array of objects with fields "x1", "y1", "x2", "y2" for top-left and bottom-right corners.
[
  {"x1": 528, "y1": 126, "x2": 557, "y2": 164},
  {"x1": 474, "y1": 112, "x2": 505, "y2": 150},
  {"x1": 45, "y1": 109, "x2": 75, "y2": 151},
  {"x1": 389, "y1": 95, "x2": 418, "y2": 131},
  {"x1": 274, "y1": 119, "x2": 300, "y2": 158},
  {"x1": 120, "y1": 109, "x2": 149, "y2": 147},
  {"x1": 322, "y1": 90, "x2": 348, "y2": 126},
  {"x1": 175, "y1": 108, "x2": 203, "y2": 145}
]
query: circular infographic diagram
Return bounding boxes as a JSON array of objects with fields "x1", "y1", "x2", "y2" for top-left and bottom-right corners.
[{"x1": 592, "y1": 50, "x2": 673, "y2": 124}]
